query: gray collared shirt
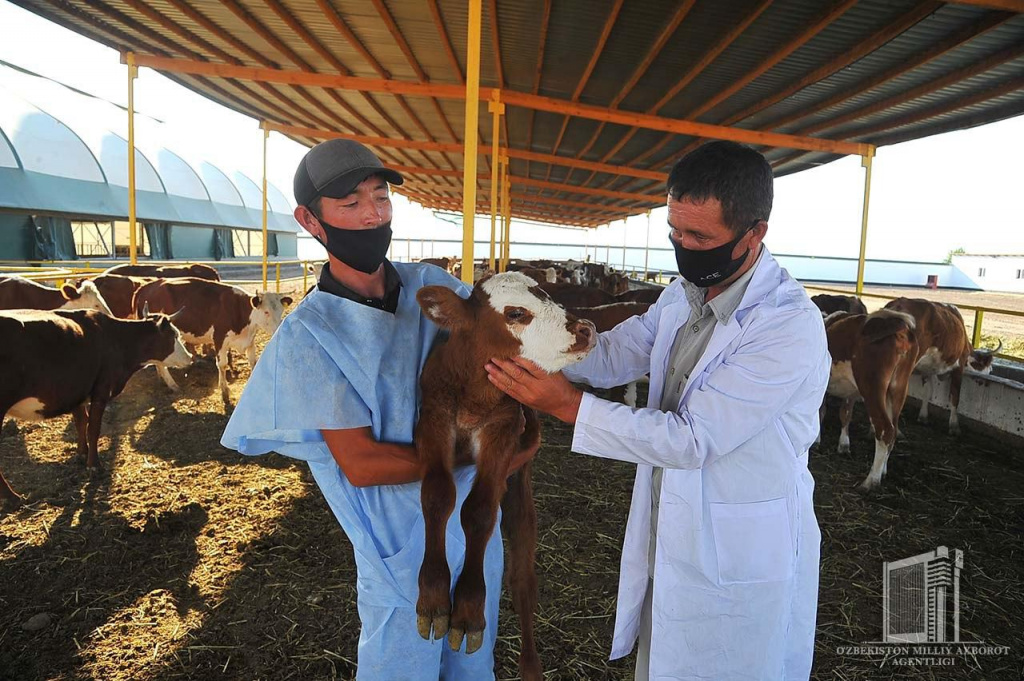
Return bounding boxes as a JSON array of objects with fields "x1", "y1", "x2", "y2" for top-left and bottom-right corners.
[{"x1": 649, "y1": 247, "x2": 763, "y2": 577}]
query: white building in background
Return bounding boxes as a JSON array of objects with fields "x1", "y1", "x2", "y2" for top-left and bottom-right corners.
[{"x1": 951, "y1": 254, "x2": 1024, "y2": 294}]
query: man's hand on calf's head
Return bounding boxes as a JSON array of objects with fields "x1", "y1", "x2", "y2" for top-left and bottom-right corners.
[{"x1": 485, "y1": 356, "x2": 583, "y2": 425}]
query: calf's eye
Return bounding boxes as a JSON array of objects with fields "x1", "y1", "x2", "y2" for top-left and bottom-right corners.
[{"x1": 506, "y1": 308, "x2": 525, "y2": 321}]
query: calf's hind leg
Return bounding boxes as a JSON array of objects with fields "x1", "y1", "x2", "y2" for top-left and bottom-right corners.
[
  {"x1": 501, "y1": 462, "x2": 542, "y2": 681},
  {"x1": 0, "y1": 414, "x2": 24, "y2": 505},
  {"x1": 415, "y1": 421, "x2": 457, "y2": 641},
  {"x1": 449, "y1": 421, "x2": 517, "y2": 654}
]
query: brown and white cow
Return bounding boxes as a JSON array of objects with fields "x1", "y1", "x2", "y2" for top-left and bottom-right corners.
[
  {"x1": 414, "y1": 272, "x2": 595, "y2": 680},
  {"x1": 615, "y1": 287, "x2": 663, "y2": 305},
  {"x1": 132, "y1": 278, "x2": 291, "y2": 401},
  {"x1": 568, "y1": 301, "x2": 653, "y2": 407},
  {"x1": 811, "y1": 293, "x2": 868, "y2": 317},
  {"x1": 883, "y1": 297, "x2": 999, "y2": 435},
  {"x1": 84, "y1": 274, "x2": 156, "y2": 318},
  {"x1": 105, "y1": 262, "x2": 221, "y2": 281},
  {"x1": 0, "y1": 307, "x2": 191, "y2": 503},
  {"x1": 538, "y1": 282, "x2": 616, "y2": 308},
  {"x1": 820, "y1": 309, "x2": 919, "y2": 491},
  {"x1": 0, "y1": 276, "x2": 114, "y2": 316}
]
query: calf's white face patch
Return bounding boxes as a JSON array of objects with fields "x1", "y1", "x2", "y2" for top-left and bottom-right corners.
[
  {"x1": 247, "y1": 291, "x2": 292, "y2": 337},
  {"x1": 63, "y1": 281, "x2": 114, "y2": 317},
  {"x1": 481, "y1": 272, "x2": 595, "y2": 373}
]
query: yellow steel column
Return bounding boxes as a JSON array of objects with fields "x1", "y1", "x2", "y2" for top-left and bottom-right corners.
[
  {"x1": 261, "y1": 123, "x2": 270, "y2": 290},
  {"x1": 972, "y1": 309, "x2": 984, "y2": 349},
  {"x1": 496, "y1": 153, "x2": 506, "y2": 270},
  {"x1": 502, "y1": 156, "x2": 511, "y2": 271},
  {"x1": 460, "y1": 0, "x2": 483, "y2": 285},
  {"x1": 855, "y1": 148, "x2": 875, "y2": 295},
  {"x1": 487, "y1": 91, "x2": 504, "y2": 272},
  {"x1": 126, "y1": 52, "x2": 139, "y2": 265},
  {"x1": 643, "y1": 209, "x2": 652, "y2": 278}
]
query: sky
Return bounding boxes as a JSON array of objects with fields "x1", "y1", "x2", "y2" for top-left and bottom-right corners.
[{"x1": 1, "y1": 0, "x2": 1021, "y2": 264}]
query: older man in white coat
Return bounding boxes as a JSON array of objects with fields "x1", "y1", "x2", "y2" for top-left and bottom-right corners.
[{"x1": 486, "y1": 141, "x2": 830, "y2": 680}]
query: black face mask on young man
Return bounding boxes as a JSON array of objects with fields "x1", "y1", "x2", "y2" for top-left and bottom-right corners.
[
  {"x1": 312, "y1": 216, "x2": 393, "y2": 274},
  {"x1": 671, "y1": 224, "x2": 755, "y2": 288}
]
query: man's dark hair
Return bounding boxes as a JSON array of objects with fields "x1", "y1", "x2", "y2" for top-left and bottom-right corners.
[{"x1": 667, "y1": 141, "x2": 773, "y2": 235}]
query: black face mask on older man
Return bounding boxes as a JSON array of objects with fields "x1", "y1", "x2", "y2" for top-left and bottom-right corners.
[
  {"x1": 312, "y1": 215, "x2": 393, "y2": 274},
  {"x1": 671, "y1": 224, "x2": 755, "y2": 287}
]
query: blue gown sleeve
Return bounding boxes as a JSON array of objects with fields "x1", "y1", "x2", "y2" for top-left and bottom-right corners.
[{"x1": 220, "y1": 317, "x2": 372, "y2": 464}]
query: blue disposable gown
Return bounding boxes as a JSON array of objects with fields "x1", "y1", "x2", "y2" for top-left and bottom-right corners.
[{"x1": 221, "y1": 262, "x2": 503, "y2": 681}]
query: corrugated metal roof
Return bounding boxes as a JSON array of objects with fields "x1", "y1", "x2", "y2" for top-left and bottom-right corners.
[{"x1": 11, "y1": 0, "x2": 1024, "y2": 226}]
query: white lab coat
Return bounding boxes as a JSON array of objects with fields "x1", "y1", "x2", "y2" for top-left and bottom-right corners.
[{"x1": 565, "y1": 249, "x2": 829, "y2": 680}]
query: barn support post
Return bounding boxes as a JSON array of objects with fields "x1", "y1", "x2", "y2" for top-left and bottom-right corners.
[
  {"x1": 972, "y1": 309, "x2": 984, "y2": 348},
  {"x1": 496, "y1": 153, "x2": 505, "y2": 270},
  {"x1": 502, "y1": 155, "x2": 511, "y2": 272},
  {"x1": 643, "y1": 209, "x2": 652, "y2": 279},
  {"x1": 460, "y1": 0, "x2": 483, "y2": 285},
  {"x1": 856, "y1": 148, "x2": 876, "y2": 295},
  {"x1": 261, "y1": 123, "x2": 270, "y2": 289},
  {"x1": 126, "y1": 52, "x2": 138, "y2": 265},
  {"x1": 488, "y1": 90, "x2": 504, "y2": 272},
  {"x1": 621, "y1": 218, "x2": 628, "y2": 271}
]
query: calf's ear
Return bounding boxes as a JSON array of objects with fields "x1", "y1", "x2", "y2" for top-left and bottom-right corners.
[
  {"x1": 61, "y1": 283, "x2": 81, "y2": 300},
  {"x1": 250, "y1": 294, "x2": 262, "y2": 309},
  {"x1": 280, "y1": 296, "x2": 294, "y2": 307},
  {"x1": 417, "y1": 286, "x2": 468, "y2": 329}
]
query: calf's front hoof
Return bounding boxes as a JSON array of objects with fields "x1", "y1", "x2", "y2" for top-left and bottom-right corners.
[
  {"x1": 416, "y1": 613, "x2": 449, "y2": 641},
  {"x1": 447, "y1": 627, "x2": 483, "y2": 654}
]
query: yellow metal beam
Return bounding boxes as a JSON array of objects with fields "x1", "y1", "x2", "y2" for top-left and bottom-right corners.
[
  {"x1": 855, "y1": 150, "x2": 875, "y2": 295},
  {"x1": 502, "y1": 155, "x2": 512, "y2": 272},
  {"x1": 460, "y1": 0, "x2": 482, "y2": 285},
  {"x1": 125, "y1": 53, "x2": 868, "y2": 156},
  {"x1": 126, "y1": 52, "x2": 138, "y2": 265},
  {"x1": 488, "y1": 90, "x2": 503, "y2": 271},
  {"x1": 261, "y1": 124, "x2": 270, "y2": 289},
  {"x1": 261, "y1": 122, "x2": 665, "y2": 182}
]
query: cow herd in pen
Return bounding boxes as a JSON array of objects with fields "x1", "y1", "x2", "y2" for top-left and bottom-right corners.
[
  {"x1": 0, "y1": 265, "x2": 292, "y2": 504},
  {"x1": 0, "y1": 257, "x2": 1008, "y2": 507}
]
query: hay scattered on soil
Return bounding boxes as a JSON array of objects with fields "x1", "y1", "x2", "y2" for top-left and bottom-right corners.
[{"x1": 3, "y1": 319, "x2": 1024, "y2": 679}]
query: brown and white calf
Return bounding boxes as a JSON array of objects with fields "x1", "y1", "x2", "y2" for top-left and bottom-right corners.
[
  {"x1": 812, "y1": 293, "x2": 868, "y2": 317},
  {"x1": 132, "y1": 278, "x2": 292, "y2": 401},
  {"x1": 85, "y1": 274, "x2": 156, "y2": 318},
  {"x1": 414, "y1": 272, "x2": 595, "y2": 680},
  {"x1": 0, "y1": 307, "x2": 191, "y2": 503},
  {"x1": 105, "y1": 262, "x2": 221, "y2": 281},
  {"x1": 884, "y1": 297, "x2": 999, "y2": 435},
  {"x1": 0, "y1": 276, "x2": 114, "y2": 316},
  {"x1": 821, "y1": 310, "x2": 919, "y2": 491}
]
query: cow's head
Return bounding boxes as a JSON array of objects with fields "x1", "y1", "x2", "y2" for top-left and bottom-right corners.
[
  {"x1": 418, "y1": 271, "x2": 596, "y2": 373},
  {"x1": 969, "y1": 339, "x2": 1002, "y2": 374},
  {"x1": 141, "y1": 303, "x2": 192, "y2": 369},
  {"x1": 61, "y1": 280, "x2": 114, "y2": 317},
  {"x1": 249, "y1": 292, "x2": 294, "y2": 336}
]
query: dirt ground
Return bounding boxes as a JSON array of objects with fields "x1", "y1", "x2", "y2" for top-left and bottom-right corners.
[{"x1": 2, "y1": 301, "x2": 1024, "y2": 680}]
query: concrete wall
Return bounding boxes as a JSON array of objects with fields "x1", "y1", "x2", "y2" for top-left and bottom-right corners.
[
  {"x1": 277, "y1": 233, "x2": 297, "y2": 258},
  {"x1": 951, "y1": 255, "x2": 1024, "y2": 293},
  {"x1": 906, "y1": 368, "x2": 1024, "y2": 442}
]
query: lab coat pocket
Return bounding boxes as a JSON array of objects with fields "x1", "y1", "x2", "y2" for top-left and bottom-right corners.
[{"x1": 709, "y1": 497, "x2": 794, "y2": 585}]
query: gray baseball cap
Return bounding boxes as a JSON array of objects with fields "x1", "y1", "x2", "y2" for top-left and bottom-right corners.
[{"x1": 293, "y1": 139, "x2": 404, "y2": 207}]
